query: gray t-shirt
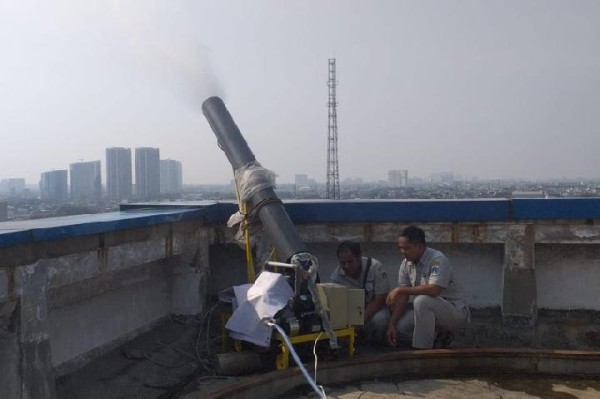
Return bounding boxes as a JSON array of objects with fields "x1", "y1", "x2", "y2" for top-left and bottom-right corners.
[
  {"x1": 398, "y1": 247, "x2": 464, "y2": 303},
  {"x1": 330, "y1": 256, "x2": 390, "y2": 303}
]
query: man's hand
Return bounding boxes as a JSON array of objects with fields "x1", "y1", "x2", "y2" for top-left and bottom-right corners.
[
  {"x1": 387, "y1": 284, "x2": 443, "y2": 307},
  {"x1": 386, "y1": 287, "x2": 401, "y2": 307},
  {"x1": 387, "y1": 289, "x2": 408, "y2": 348},
  {"x1": 386, "y1": 324, "x2": 397, "y2": 347}
]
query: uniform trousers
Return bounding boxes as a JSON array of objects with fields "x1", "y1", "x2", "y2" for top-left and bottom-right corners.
[
  {"x1": 364, "y1": 307, "x2": 390, "y2": 343},
  {"x1": 395, "y1": 295, "x2": 468, "y2": 349}
]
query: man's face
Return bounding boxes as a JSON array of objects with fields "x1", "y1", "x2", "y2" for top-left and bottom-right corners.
[
  {"x1": 398, "y1": 236, "x2": 424, "y2": 263},
  {"x1": 338, "y1": 249, "x2": 361, "y2": 279}
]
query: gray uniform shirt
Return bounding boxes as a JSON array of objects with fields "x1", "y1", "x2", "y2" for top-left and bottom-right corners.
[
  {"x1": 330, "y1": 256, "x2": 390, "y2": 303},
  {"x1": 398, "y1": 247, "x2": 464, "y2": 304}
]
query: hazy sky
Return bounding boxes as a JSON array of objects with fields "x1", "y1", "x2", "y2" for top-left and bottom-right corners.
[{"x1": 1, "y1": 0, "x2": 599, "y2": 185}]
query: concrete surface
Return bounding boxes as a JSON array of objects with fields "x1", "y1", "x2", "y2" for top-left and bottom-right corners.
[
  {"x1": 177, "y1": 343, "x2": 600, "y2": 399},
  {"x1": 289, "y1": 377, "x2": 600, "y2": 398},
  {"x1": 56, "y1": 318, "x2": 209, "y2": 399}
]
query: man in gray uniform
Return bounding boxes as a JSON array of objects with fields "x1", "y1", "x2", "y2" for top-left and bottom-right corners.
[
  {"x1": 330, "y1": 241, "x2": 390, "y2": 344},
  {"x1": 386, "y1": 226, "x2": 469, "y2": 349}
]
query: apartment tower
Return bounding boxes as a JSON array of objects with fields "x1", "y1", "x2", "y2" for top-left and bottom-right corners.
[
  {"x1": 160, "y1": 159, "x2": 182, "y2": 195},
  {"x1": 70, "y1": 160, "x2": 102, "y2": 201},
  {"x1": 106, "y1": 147, "x2": 133, "y2": 201},
  {"x1": 135, "y1": 147, "x2": 160, "y2": 200}
]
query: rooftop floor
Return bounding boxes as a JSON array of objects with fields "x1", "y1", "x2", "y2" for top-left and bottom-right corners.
[
  {"x1": 54, "y1": 303, "x2": 600, "y2": 399},
  {"x1": 284, "y1": 376, "x2": 600, "y2": 399}
]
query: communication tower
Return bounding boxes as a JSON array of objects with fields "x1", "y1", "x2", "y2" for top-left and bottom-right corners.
[{"x1": 326, "y1": 58, "x2": 340, "y2": 199}]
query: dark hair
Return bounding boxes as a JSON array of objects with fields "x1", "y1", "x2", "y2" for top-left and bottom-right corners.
[
  {"x1": 400, "y1": 225, "x2": 426, "y2": 244},
  {"x1": 336, "y1": 241, "x2": 361, "y2": 258}
]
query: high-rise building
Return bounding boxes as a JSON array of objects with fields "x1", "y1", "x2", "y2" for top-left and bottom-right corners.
[
  {"x1": 106, "y1": 147, "x2": 133, "y2": 201},
  {"x1": 40, "y1": 170, "x2": 68, "y2": 202},
  {"x1": 160, "y1": 159, "x2": 182, "y2": 194},
  {"x1": 135, "y1": 147, "x2": 160, "y2": 200},
  {"x1": 295, "y1": 174, "x2": 309, "y2": 188},
  {"x1": 0, "y1": 178, "x2": 26, "y2": 196},
  {"x1": 388, "y1": 170, "x2": 408, "y2": 188},
  {"x1": 70, "y1": 161, "x2": 102, "y2": 201},
  {"x1": 0, "y1": 201, "x2": 7, "y2": 221}
]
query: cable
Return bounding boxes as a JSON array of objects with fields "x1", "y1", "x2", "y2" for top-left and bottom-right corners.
[
  {"x1": 195, "y1": 302, "x2": 220, "y2": 364},
  {"x1": 142, "y1": 352, "x2": 191, "y2": 369},
  {"x1": 266, "y1": 321, "x2": 327, "y2": 399},
  {"x1": 206, "y1": 306, "x2": 214, "y2": 358},
  {"x1": 313, "y1": 332, "x2": 324, "y2": 390},
  {"x1": 155, "y1": 340, "x2": 199, "y2": 361}
]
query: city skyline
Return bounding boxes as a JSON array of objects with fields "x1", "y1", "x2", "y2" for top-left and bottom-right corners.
[
  {"x1": 4, "y1": 166, "x2": 600, "y2": 189},
  {"x1": 5, "y1": 168, "x2": 600, "y2": 191},
  {"x1": 6, "y1": 146, "x2": 184, "y2": 201},
  {"x1": 1, "y1": 1, "x2": 600, "y2": 185}
]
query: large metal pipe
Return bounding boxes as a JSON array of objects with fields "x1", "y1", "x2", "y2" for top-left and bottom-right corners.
[{"x1": 202, "y1": 96, "x2": 307, "y2": 261}]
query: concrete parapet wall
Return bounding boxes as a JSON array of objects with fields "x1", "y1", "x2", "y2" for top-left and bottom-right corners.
[
  {"x1": 536, "y1": 244, "x2": 600, "y2": 310},
  {"x1": 0, "y1": 211, "x2": 214, "y2": 397},
  {"x1": 211, "y1": 217, "x2": 600, "y2": 316},
  {"x1": 289, "y1": 222, "x2": 600, "y2": 314}
]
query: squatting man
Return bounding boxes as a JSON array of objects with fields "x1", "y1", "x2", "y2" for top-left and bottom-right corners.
[
  {"x1": 386, "y1": 226, "x2": 469, "y2": 349},
  {"x1": 330, "y1": 241, "x2": 390, "y2": 344}
]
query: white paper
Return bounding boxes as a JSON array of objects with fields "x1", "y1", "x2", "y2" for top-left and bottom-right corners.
[{"x1": 225, "y1": 271, "x2": 294, "y2": 347}]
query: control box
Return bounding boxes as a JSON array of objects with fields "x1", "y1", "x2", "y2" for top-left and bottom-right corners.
[{"x1": 316, "y1": 283, "x2": 365, "y2": 329}]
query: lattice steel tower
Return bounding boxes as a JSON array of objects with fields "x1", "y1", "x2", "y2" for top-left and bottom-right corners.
[{"x1": 326, "y1": 58, "x2": 340, "y2": 199}]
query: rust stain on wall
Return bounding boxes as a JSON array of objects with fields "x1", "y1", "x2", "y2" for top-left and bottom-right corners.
[
  {"x1": 472, "y1": 224, "x2": 488, "y2": 243},
  {"x1": 97, "y1": 234, "x2": 108, "y2": 271},
  {"x1": 363, "y1": 224, "x2": 373, "y2": 242},
  {"x1": 165, "y1": 235, "x2": 173, "y2": 257},
  {"x1": 7, "y1": 266, "x2": 15, "y2": 299},
  {"x1": 451, "y1": 224, "x2": 460, "y2": 244}
]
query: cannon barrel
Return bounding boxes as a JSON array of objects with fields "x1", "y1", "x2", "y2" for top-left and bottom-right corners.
[{"x1": 202, "y1": 96, "x2": 307, "y2": 261}]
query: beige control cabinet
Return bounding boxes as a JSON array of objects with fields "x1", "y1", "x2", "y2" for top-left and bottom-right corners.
[{"x1": 316, "y1": 283, "x2": 365, "y2": 329}]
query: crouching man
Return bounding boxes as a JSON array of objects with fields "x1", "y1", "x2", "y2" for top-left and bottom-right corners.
[
  {"x1": 330, "y1": 241, "x2": 390, "y2": 344},
  {"x1": 386, "y1": 226, "x2": 469, "y2": 349}
]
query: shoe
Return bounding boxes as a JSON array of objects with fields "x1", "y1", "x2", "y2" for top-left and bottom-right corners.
[{"x1": 433, "y1": 331, "x2": 454, "y2": 349}]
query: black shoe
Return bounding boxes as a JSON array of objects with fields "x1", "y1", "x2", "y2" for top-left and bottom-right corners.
[{"x1": 433, "y1": 331, "x2": 455, "y2": 349}]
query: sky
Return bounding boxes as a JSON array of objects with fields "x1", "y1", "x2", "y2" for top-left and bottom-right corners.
[{"x1": 1, "y1": 0, "x2": 599, "y2": 185}]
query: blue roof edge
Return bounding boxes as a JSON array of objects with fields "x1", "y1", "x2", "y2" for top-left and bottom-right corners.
[
  {"x1": 0, "y1": 207, "x2": 207, "y2": 248},
  {"x1": 2, "y1": 198, "x2": 600, "y2": 248}
]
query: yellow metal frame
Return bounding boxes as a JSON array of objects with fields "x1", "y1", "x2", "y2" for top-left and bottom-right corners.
[
  {"x1": 274, "y1": 327, "x2": 355, "y2": 369},
  {"x1": 222, "y1": 311, "x2": 355, "y2": 369}
]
